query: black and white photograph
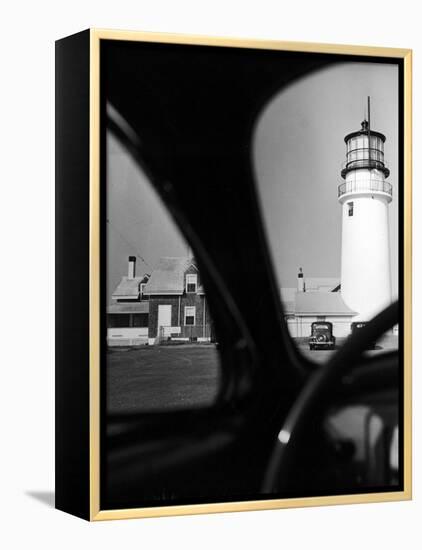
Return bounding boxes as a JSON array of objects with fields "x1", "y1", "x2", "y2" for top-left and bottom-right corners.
[
  {"x1": 100, "y1": 37, "x2": 406, "y2": 513},
  {"x1": 3, "y1": 0, "x2": 422, "y2": 544}
]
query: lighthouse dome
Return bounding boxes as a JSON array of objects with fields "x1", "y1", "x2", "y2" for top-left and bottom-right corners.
[{"x1": 341, "y1": 120, "x2": 389, "y2": 179}]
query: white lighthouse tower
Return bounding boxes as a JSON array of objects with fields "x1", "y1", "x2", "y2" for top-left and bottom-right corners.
[{"x1": 339, "y1": 98, "x2": 392, "y2": 321}]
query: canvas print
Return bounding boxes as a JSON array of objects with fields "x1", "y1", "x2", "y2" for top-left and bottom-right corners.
[{"x1": 100, "y1": 39, "x2": 403, "y2": 512}]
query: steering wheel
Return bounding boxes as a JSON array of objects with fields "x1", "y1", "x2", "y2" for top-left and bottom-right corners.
[{"x1": 262, "y1": 301, "x2": 399, "y2": 493}]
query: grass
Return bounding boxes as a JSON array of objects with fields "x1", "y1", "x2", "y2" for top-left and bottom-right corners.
[
  {"x1": 106, "y1": 345, "x2": 220, "y2": 414},
  {"x1": 106, "y1": 334, "x2": 398, "y2": 411}
]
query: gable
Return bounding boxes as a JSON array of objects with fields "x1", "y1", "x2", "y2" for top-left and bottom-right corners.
[{"x1": 143, "y1": 257, "x2": 198, "y2": 295}]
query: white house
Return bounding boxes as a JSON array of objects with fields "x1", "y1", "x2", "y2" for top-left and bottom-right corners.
[
  {"x1": 107, "y1": 256, "x2": 150, "y2": 346},
  {"x1": 281, "y1": 273, "x2": 356, "y2": 338}
]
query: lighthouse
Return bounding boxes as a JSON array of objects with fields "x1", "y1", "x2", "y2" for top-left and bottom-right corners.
[{"x1": 338, "y1": 98, "x2": 392, "y2": 321}]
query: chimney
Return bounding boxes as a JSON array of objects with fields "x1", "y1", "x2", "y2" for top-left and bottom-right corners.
[
  {"x1": 128, "y1": 256, "x2": 136, "y2": 279},
  {"x1": 297, "y1": 267, "x2": 305, "y2": 293}
]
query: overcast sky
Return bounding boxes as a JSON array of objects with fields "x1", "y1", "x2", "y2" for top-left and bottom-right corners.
[
  {"x1": 107, "y1": 61, "x2": 399, "y2": 304},
  {"x1": 253, "y1": 62, "x2": 398, "y2": 298}
]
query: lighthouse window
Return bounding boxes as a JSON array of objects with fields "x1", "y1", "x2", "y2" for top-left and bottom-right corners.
[{"x1": 348, "y1": 202, "x2": 354, "y2": 217}]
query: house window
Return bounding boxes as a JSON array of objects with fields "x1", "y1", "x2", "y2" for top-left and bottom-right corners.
[
  {"x1": 184, "y1": 306, "x2": 196, "y2": 326},
  {"x1": 132, "y1": 313, "x2": 148, "y2": 327},
  {"x1": 108, "y1": 314, "x2": 130, "y2": 328},
  {"x1": 186, "y1": 273, "x2": 197, "y2": 293},
  {"x1": 348, "y1": 202, "x2": 354, "y2": 216}
]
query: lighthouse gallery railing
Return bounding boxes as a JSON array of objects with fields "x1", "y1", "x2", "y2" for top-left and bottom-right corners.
[{"x1": 338, "y1": 180, "x2": 392, "y2": 198}]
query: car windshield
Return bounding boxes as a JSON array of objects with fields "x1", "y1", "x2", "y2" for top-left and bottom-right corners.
[
  {"x1": 314, "y1": 324, "x2": 330, "y2": 331},
  {"x1": 253, "y1": 62, "x2": 399, "y2": 358}
]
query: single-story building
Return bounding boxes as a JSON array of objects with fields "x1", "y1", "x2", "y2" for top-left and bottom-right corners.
[
  {"x1": 281, "y1": 271, "x2": 356, "y2": 338},
  {"x1": 107, "y1": 301, "x2": 150, "y2": 346},
  {"x1": 107, "y1": 256, "x2": 150, "y2": 346},
  {"x1": 284, "y1": 290, "x2": 357, "y2": 338}
]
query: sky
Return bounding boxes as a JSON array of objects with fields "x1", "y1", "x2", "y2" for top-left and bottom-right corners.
[
  {"x1": 107, "y1": 61, "x2": 399, "y2": 304},
  {"x1": 253, "y1": 61, "x2": 398, "y2": 297},
  {"x1": 106, "y1": 133, "x2": 188, "y2": 302}
]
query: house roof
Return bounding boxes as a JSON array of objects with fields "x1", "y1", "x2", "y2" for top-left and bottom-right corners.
[
  {"x1": 107, "y1": 301, "x2": 150, "y2": 314},
  {"x1": 143, "y1": 257, "x2": 195, "y2": 295},
  {"x1": 304, "y1": 277, "x2": 340, "y2": 292},
  {"x1": 111, "y1": 276, "x2": 144, "y2": 299},
  {"x1": 294, "y1": 292, "x2": 356, "y2": 316}
]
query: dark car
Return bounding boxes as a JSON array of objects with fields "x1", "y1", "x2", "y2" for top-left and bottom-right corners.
[
  {"x1": 351, "y1": 321, "x2": 377, "y2": 349},
  {"x1": 309, "y1": 321, "x2": 336, "y2": 350}
]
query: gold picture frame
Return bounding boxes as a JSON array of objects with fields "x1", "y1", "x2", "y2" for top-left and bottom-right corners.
[{"x1": 56, "y1": 28, "x2": 412, "y2": 521}]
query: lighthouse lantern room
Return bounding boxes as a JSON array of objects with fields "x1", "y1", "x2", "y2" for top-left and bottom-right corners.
[{"x1": 338, "y1": 97, "x2": 393, "y2": 321}]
